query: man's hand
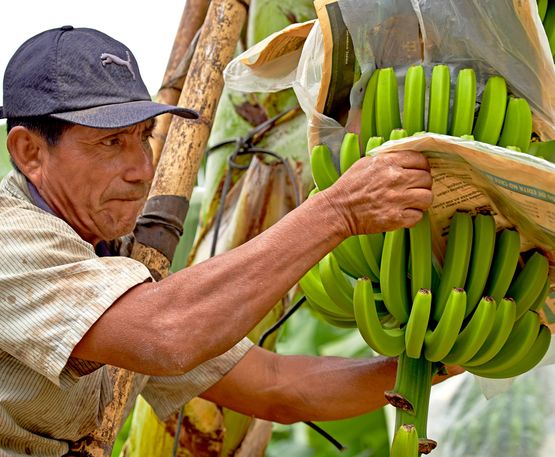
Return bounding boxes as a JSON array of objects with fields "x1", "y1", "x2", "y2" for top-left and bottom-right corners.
[{"x1": 322, "y1": 150, "x2": 433, "y2": 237}]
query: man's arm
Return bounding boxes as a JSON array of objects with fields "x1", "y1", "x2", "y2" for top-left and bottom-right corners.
[
  {"x1": 72, "y1": 151, "x2": 433, "y2": 376},
  {"x1": 200, "y1": 346, "x2": 460, "y2": 423}
]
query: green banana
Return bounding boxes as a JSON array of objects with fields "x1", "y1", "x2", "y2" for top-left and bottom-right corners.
[
  {"x1": 375, "y1": 67, "x2": 402, "y2": 140},
  {"x1": 359, "y1": 232, "x2": 384, "y2": 281},
  {"x1": 310, "y1": 144, "x2": 339, "y2": 190},
  {"x1": 442, "y1": 296, "x2": 497, "y2": 365},
  {"x1": 405, "y1": 288, "x2": 432, "y2": 359},
  {"x1": 334, "y1": 237, "x2": 380, "y2": 282},
  {"x1": 354, "y1": 277, "x2": 406, "y2": 357},
  {"x1": 306, "y1": 298, "x2": 358, "y2": 328},
  {"x1": 434, "y1": 211, "x2": 473, "y2": 321},
  {"x1": 530, "y1": 276, "x2": 550, "y2": 311},
  {"x1": 380, "y1": 228, "x2": 410, "y2": 324},
  {"x1": 299, "y1": 264, "x2": 355, "y2": 319},
  {"x1": 424, "y1": 288, "x2": 467, "y2": 362},
  {"x1": 339, "y1": 132, "x2": 361, "y2": 174},
  {"x1": 319, "y1": 252, "x2": 355, "y2": 315},
  {"x1": 484, "y1": 228, "x2": 521, "y2": 304},
  {"x1": 390, "y1": 424, "x2": 419, "y2": 457},
  {"x1": 403, "y1": 65, "x2": 426, "y2": 136},
  {"x1": 463, "y1": 310, "x2": 541, "y2": 374},
  {"x1": 427, "y1": 64, "x2": 451, "y2": 134},
  {"x1": 538, "y1": 0, "x2": 548, "y2": 21},
  {"x1": 464, "y1": 297, "x2": 516, "y2": 367},
  {"x1": 460, "y1": 134, "x2": 475, "y2": 140},
  {"x1": 360, "y1": 69, "x2": 380, "y2": 154},
  {"x1": 473, "y1": 75, "x2": 508, "y2": 145},
  {"x1": 508, "y1": 251, "x2": 550, "y2": 319},
  {"x1": 498, "y1": 97, "x2": 533, "y2": 153},
  {"x1": 409, "y1": 211, "x2": 432, "y2": 300},
  {"x1": 465, "y1": 213, "x2": 497, "y2": 316},
  {"x1": 330, "y1": 241, "x2": 361, "y2": 278},
  {"x1": 389, "y1": 128, "x2": 408, "y2": 141},
  {"x1": 505, "y1": 145, "x2": 522, "y2": 152},
  {"x1": 365, "y1": 136, "x2": 385, "y2": 154},
  {"x1": 467, "y1": 324, "x2": 551, "y2": 379},
  {"x1": 450, "y1": 68, "x2": 477, "y2": 137}
]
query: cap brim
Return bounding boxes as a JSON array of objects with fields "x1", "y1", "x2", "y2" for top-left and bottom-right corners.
[{"x1": 48, "y1": 100, "x2": 198, "y2": 128}]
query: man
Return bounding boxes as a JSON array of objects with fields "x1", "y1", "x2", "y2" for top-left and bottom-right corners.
[{"x1": 0, "y1": 26, "x2": 443, "y2": 456}]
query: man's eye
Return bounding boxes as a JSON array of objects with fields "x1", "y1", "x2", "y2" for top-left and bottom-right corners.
[{"x1": 101, "y1": 138, "x2": 120, "y2": 146}]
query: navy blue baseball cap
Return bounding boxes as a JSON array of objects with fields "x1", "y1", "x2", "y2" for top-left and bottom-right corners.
[{"x1": 0, "y1": 26, "x2": 198, "y2": 128}]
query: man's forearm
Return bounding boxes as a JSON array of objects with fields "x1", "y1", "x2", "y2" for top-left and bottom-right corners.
[
  {"x1": 201, "y1": 347, "x2": 461, "y2": 424},
  {"x1": 202, "y1": 348, "x2": 399, "y2": 423},
  {"x1": 270, "y1": 354, "x2": 398, "y2": 423},
  {"x1": 74, "y1": 150, "x2": 434, "y2": 375}
]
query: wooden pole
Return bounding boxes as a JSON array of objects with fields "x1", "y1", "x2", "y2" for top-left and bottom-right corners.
[
  {"x1": 70, "y1": 1, "x2": 250, "y2": 455},
  {"x1": 151, "y1": 0, "x2": 211, "y2": 168}
]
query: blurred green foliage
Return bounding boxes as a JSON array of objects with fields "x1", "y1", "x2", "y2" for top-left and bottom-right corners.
[{"x1": 0, "y1": 122, "x2": 12, "y2": 178}]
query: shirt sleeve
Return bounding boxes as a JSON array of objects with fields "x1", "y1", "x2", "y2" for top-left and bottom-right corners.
[
  {"x1": 141, "y1": 338, "x2": 254, "y2": 420},
  {"x1": 0, "y1": 201, "x2": 152, "y2": 386}
]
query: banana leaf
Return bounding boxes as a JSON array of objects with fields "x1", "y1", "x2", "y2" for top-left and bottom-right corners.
[{"x1": 247, "y1": 0, "x2": 316, "y2": 47}]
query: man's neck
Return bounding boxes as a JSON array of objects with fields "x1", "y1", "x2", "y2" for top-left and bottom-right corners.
[{"x1": 26, "y1": 179, "x2": 112, "y2": 256}]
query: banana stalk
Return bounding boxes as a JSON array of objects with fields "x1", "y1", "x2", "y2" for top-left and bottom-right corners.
[{"x1": 386, "y1": 352, "x2": 435, "y2": 456}]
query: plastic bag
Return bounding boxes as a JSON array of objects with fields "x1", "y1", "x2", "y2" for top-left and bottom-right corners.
[{"x1": 225, "y1": 0, "x2": 555, "y2": 148}]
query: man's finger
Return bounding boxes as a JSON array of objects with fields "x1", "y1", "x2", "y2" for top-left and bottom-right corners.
[
  {"x1": 403, "y1": 169, "x2": 433, "y2": 190},
  {"x1": 401, "y1": 188, "x2": 434, "y2": 211},
  {"x1": 384, "y1": 150, "x2": 430, "y2": 171},
  {"x1": 400, "y1": 208, "x2": 425, "y2": 227}
]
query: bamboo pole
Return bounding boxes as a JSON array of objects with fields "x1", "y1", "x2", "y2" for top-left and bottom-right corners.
[
  {"x1": 151, "y1": 0, "x2": 211, "y2": 168},
  {"x1": 70, "y1": 1, "x2": 250, "y2": 455}
]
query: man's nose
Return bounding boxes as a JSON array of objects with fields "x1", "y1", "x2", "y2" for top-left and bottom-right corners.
[{"x1": 123, "y1": 140, "x2": 155, "y2": 183}]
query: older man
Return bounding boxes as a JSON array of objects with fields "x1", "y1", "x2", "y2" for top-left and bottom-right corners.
[{"x1": 0, "y1": 26, "x2": 440, "y2": 456}]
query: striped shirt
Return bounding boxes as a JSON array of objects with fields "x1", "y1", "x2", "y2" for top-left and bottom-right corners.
[{"x1": 0, "y1": 169, "x2": 253, "y2": 456}]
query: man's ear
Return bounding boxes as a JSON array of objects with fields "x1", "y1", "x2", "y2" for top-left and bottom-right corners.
[{"x1": 6, "y1": 126, "x2": 46, "y2": 186}]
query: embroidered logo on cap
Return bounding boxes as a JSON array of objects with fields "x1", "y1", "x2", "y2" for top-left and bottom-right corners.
[{"x1": 100, "y1": 50, "x2": 136, "y2": 80}]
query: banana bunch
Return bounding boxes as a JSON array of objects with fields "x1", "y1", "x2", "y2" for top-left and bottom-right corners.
[
  {"x1": 305, "y1": 145, "x2": 553, "y2": 375},
  {"x1": 305, "y1": 58, "x2": 553, "y2": 455},
  {"x1": 298, "y1": 205, "x2": 552, "y2": 454}
]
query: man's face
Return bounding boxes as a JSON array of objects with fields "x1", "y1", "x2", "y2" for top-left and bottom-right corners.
[{"x1": 38, "y1": 120, "x2": 155, "y2": 245}]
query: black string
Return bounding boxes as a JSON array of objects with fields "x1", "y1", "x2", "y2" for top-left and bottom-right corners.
[
  {"x1": 305, "y1": 421, "x2": 347, "y2": 451},
  {"x1": 257, "y1": 296, "x2": 306, "y2": 348}
]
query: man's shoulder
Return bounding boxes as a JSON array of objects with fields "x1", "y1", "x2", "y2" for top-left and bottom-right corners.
[
  {"x1": 0, "y1": 170, "x2": 75, "y2": 235},
  {"x1": 0, "y1": 168, "x2": 33, "y2": 203}
]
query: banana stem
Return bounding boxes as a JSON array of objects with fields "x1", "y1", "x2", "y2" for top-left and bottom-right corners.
[{"x1": 387, "y1": 352, "x2": 433, "y2": 454}]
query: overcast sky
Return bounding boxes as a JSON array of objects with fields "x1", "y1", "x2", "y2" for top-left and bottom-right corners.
[{"x1": 0, "y1": 0, "x2": 187, "y2": 107}]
